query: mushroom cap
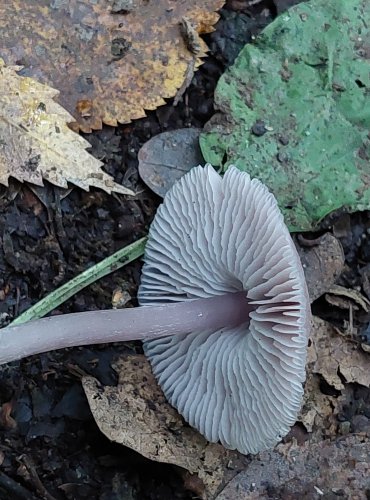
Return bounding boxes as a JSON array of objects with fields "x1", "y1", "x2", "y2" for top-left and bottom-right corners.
[{"x1": 138, "y1": 164, "x2": 310, "y2": 455}]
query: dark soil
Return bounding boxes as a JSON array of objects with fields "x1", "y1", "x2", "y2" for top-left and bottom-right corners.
[{"x1": 0, "y1": 1, "x2": 369, "y2": 499}]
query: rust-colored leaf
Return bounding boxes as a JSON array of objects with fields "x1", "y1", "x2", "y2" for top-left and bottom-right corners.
[
  {"x1": 0, "y1": 60, "x2": 133, "y2": 194},
  {"x1": 0, "y1": 1, "x2": 224, "y2": 132}
]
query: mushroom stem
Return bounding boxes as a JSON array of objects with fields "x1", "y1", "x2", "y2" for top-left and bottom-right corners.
[{"x1": 0, "y1": 292, "x2": 252, "y2": 365}]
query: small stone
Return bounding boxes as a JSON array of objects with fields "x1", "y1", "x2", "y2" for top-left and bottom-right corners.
[
  {"x1": 351, "y1": 415, "x2": 370, "y2": 433},
  {"x1": 361, "y1": 343, "x2": 370, "y2": 353},
  {"x1": 111, "y1": 38, "x2": 132, "y2": 59},
  {"x1": 251, "y1": 120, "x2": 268, "y2": 136},
  {"x1": 111, "y1": 0, "x2": 134, "y2": 14},
  {"x1": 278, "y1": 135, "x2": 289, "y2": 145},
  {"x1": 277, "y1": 151, "x2": 289, "y2": 163},
  {"x1": 339, "y1": 421, "x2": 351, "y2": 435}
]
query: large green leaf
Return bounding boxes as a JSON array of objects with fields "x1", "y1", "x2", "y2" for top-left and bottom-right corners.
[{"x1": 200, "y1": 0, "x2": 370, "y2": 231}]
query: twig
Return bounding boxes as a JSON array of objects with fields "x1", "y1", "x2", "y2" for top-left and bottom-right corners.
[
  {"x1": 174, "y1": 17, "x2": 202, "y2": 106},
  {"x1": 174, "y1": 60, "x2": 196, "y2": 106},
  {"x1": 18, "y1": 455, "x2": 57, "y2": 500},
  {"x1": 297, "y1": 234, "x2": 323, "y2": 247},
  {"x1": 0, "y1": 470, "x2": 38, "y2": 500}
]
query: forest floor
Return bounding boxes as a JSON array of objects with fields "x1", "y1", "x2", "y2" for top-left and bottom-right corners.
[{"x1": 0, "y1": 1, "x2": 369, "y2": 499}]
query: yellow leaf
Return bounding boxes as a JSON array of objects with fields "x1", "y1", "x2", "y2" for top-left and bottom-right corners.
[
  {"x1": 0, "y1": 60, "x2": 133, "y2": 194},
  {"x1": 0, "y1": 1, "x2": 224, "y2": 132}
]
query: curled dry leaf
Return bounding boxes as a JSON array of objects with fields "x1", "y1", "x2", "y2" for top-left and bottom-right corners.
[
  {"x1": 82, "y1": 355, "x2": 247, "y2": 499},
  {"x1": 0, "y1": 1, "x2": 223, "y2": 132},
  {"x1": 326, "y1": 284, "x2": 370, "y2": 312},
  {"x1": 0, "y1": 60, "x2": 133, "y2": 194},
  {"x1": 309, "y1": 316, "x2": 370, "y2": 391}
]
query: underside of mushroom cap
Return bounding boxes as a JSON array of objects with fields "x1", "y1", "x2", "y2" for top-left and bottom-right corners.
[{"x1": 138, "y1": 164, "x2": 310, "y2": 455}]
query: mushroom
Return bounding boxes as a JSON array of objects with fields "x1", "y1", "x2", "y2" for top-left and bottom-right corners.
[{"x1": 0, "y1": 164, "x2": 310, "y2": 454}]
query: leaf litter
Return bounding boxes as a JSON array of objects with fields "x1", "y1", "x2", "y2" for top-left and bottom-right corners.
[
  {"x1": 308, "y1": 316, "x2": 370, "y2": 391},
  {"x1": 83, "y1": 355, "x2": 248, "y2": 499},
  {"x1": 216, "y1": 315, "x2": 370, "y2": 498}
]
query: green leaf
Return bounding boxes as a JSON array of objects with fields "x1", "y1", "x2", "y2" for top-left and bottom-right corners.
[{"x1": 200, "y1": 0, "x2": 370, "y2": 231}]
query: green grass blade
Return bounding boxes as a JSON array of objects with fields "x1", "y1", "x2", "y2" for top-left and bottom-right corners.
[{"x1": 10, "y1": 236, "x2": 148, "y2": 326}]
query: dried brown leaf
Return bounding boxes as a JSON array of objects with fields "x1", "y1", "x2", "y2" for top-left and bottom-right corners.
[
  {"x1": 0, "y1": 1, "x2": 224, "y2": 132},
  {"x1": 299, "y1": 373, "x2": 336, "y2": 434},
  {"x1": 0, "y1": 60, "x2": 133, "y2": 194},
  {"x1": 309, "y1": 316, "x2": 370, "y2": 390},
  {"x1": 82, "y1": 355, "x2": 247, "y2": 499},
  {"x1": 296, "y1": 233, "x2": 345, "y2": 302}
]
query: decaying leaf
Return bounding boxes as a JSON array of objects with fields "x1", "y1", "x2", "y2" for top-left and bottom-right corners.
[
  {"x1": 201, "y1": 0, "x2": 370, "y2": 231},
  {"x1": 0, "y1": 1, "x2": 223, "y2": 132},
  {"x1": 295, "y1": 233, "x2": 345, "y2": 302},
  {"x1": 298, "y1": 315, "x2": 370, "y2": 440},
  {"x1": 326, "y1": 284, "x2": 370, "y2": 312},
  {"x1": 82, "y1": 355, "x2": 247, "y2": 499},
  {"x1": 299, "y1": 315, "x2": 370, "y2": 438},
  {"x1": 216, "y1": 434, "x2": 370, "y2": 499},
  {"x1": 138, "y1": 128, "x2": 204, "y2": 197},
  {"x1": 299, "y1": 373, "x2": 337, "y2": 435},
  {"x1": 321, "y1": 285, "x2": 370, "y2": 345},
  {"x1": 0, "y1": 60, "x2": 132, "y2": 194},
  {"x1": 309, "y1": 316, "x2": 370, "y2": 391}
]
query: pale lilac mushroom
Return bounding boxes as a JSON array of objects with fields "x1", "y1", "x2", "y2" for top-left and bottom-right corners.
[
  {"x1": 0, "y1": 165, "x2": 310, "y2": 454},
  {"x1": 139, "y1": 164, "x2": 310, "y2": 454}
]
